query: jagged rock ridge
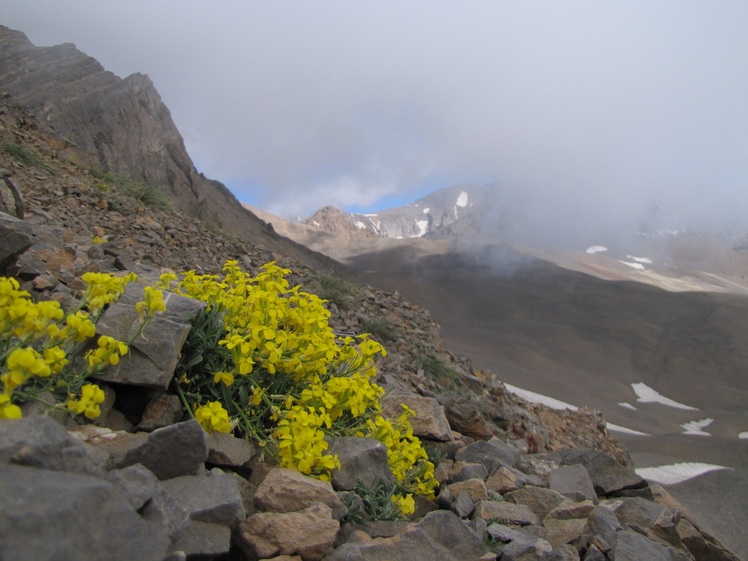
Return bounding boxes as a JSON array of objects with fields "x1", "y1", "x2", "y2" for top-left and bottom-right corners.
[{"x1": 0, "y1": 25, "x2": 337, "y2": 271}]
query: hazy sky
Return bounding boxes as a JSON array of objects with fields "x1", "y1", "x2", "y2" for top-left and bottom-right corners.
[{"x1": 2, "y1": 1, "x2": 747, "y2": 242}]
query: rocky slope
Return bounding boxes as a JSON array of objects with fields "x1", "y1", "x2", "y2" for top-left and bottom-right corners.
[{"x1": 0, "y1": 25, "x2": 337, "y2": 272}]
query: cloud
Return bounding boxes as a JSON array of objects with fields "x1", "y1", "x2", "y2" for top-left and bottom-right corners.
[{"x1": 2, "y1": 1, "x2": 748, "y2": 245}]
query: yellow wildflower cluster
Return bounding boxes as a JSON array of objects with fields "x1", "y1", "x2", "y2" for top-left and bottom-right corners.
[
  {"x1": 171, "y1": 261, "x2": 438, "y2": 513},
  {"x1": 0, "y1": 273, "x2": 160, "y2": 421}
]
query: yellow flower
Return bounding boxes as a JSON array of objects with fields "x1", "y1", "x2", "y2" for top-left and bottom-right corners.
[
  {"x1": 0, "y1": 394, "x2": 22, "y2": 419},
  {"x1": 66, "y1": 383, "x2": 106, "y2": 419},
  {"x1": 195, "y1": 401, "x2": 232, "y2": 433},
  {"x1": 85, "y1": 335, "x2": 128, "y2": 370},
  {"x1": 213, "y1": 371, "x2": 234, "y2": 386},
  {"x1": 391, "y1": 493, "x2": 415, "y2": 516},
  {"x1": 135, "y1": 286, "x2": 166, "y2": 320}
]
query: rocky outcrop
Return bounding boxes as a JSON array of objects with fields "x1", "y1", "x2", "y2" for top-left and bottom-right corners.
[{"x1": 0, "y1": 25, "x2": 339, "y2": 272}]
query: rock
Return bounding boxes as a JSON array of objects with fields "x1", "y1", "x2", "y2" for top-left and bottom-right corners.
[
  {"x1": 582, "y1": 505, "x2": 621, "y2": 551},
  {"x1": 454, "y1": 438, "x2": 521, "y2": 474},
  {"x1": 541, "y1": 449, "x2": 648, "y2": 497},
  {"x1": 549, "y1": 464, "x2": 598, "y2": 504},
  {"x1": 105, "y1": 419, "x2": 208, "y2": 479},
  {"x1": 612, "y1": 529, "x2": 676, "y2": 561},
  {"x1": 95, "y1": 284, "x2": 205, "y2": 389},
  {"x1": 255, "y1": 467, "x2": 348, "y2": 520},
  {"x1": 676, "y1": 516, "x2": 741, "y2": 561},
  {"x1": 487, "y1": 523, "x2": 541, "y2": 544},
  {"x1": 443, "y1": 477, "x2": 488, "y2": 502},
  {"x1": 0, "y1": 415, "x2": 107, "y2": 475},
  {"x1": 545, "y1": 500, "x2": 595, "y2": 521},
  {"x1": 543, "y1": 518, "x2": 587, "y2": 548},
  {"x1": 548, "y1": 544, "x2": 580, "y2": 560},
  {"x1": 486, "y1": 466, "x2": 524, "y2": 494},
  {"x1": 136, "y1": 393, "x2": 184, "y2": 431},
  {"x1": 473, "y1": 500, "x2": 540, "y2": 526},
  {"x1": 380, "y1": 391, "x2": 453, "y2": 441},
  {"x1": 161, "y1": 472, "x2": 245, "y2": 526},
  {"x1": 501, "y1": 535, "x2": 553, "y2": 561},
  {"x1": 505, "y1": 486, "x2": 571, "y2": 521},
  {"x1": 452, "y1": 490, "x2": 475, "y2": 518},
  {"x1": 450, "y1": 460, "x2": 489, "y2": 482},
  {"x1": 105, "y1": 462, "x2": 161, "y2": 510},
  {"x1": 443, "y1": 396, "x2": 494, "y2": 440},
  {"x1": 581, "y1": 544, "x2": 606, "y2": 560},
  {"x1": 325, "y1": 510, "x2": 490, "y2": 561},
  {"x1": 0, "y1": 211, "x2": 32, "y2": 272},
  {"x1": 237, "y1": 502, "x2": 340, "y2": 561},
  {"x1": 327, "y1": 436, "x2": 394, "y2": 491},
  {"x1": 206, "y1": 430, "x2": 256, "y2": 467},
  {"x1": 169, "y1": 519, "x2": 232, "y2": 558},
  {"x1": 0, "y1": 463, "x2": 169, "y2": 561}
]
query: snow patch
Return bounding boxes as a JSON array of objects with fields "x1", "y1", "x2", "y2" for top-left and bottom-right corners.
[
  {"x1": 618, "y1": 402, "x2": 637, "y2": 411},
  {"x1": 636, "y1": 462, "x2": 730, "y2": 485},
  {"x1": 627, "y1": 255, "x2": 653, "y2": 264},
  {"x1": 503, "y1": 383, "x2": 577, "y2": 411},
  {"x1": 586, "y1": 245, "x2": 608, "y2": 254},
  {"x1": 607, "y1": 423, "x2": 650, "y2": 436},
  {"x1": 681, "y1": 418, "x2": 714, "y2": 436},
  {"x1": 354, "y1": 221, "x2": 367, "y2": 230},
  {"x1": 414, "y1": 220, "x2": 429, "y2": 237},
  {"x1": 740, "y1": 432, "x2": 748, "y2": 439},
  {"x1": 422, "y1": 207, "x2": 430, "y2": 214},
  {"x1": 631, "y1": 383, "x2": 698, "y2": 411},
  {"x1": 620, "y1": 261, "x2": 646, "y2": 270},
  {"x1": 456, "y1": 190, "x2": 469, "y2": 207}
]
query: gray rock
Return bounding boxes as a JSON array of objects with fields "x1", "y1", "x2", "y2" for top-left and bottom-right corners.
[
  {"x1": 106, "y1": 419, "x2": 208, "y2": 479},
  {"x1": 583, "y1": 505, "x2": 621, "y2": 551},
  {"x1": 582, "y1": 544, "x2": 606, "y2": 561},
  {"x1": 136, "y1": 393, "x2": 184, "y2": 431},
  {"x1": 501, "y1": 535, "x2": 553, "y2": 561},
  {"x1": 487, "y1": 523, "x2": 540, "y2": 544},
  {"x1": 676, "y1": 516, "x2": 741, "y2": 561},
  {"x1": 0, "y1": 211, "x2": 32, "y2": 272},
  {"x1": 206, "y1": 430, "x2": 256, "y2": 467},
  {"x1": 169, "y1": 519, "x2": 232, "y2": 557},
  {"x1": 0, "y1": 415, "x2": 108, "y2": 475},
  {"x1": 541, "y1": 449, "x2": 648, "y2": 497},
  {"x1": 95, "y1": 284, "x2": 205, "y2": 389},
  {"x1": 543, "y1": 517, "x2": 587, "y2": 549},
  {"x1": 451, "y1": 460, "x2": 489, "y2": 482},
  {"x1": 255, "y1": 467, "x2": 348, "y2": 520},
  {"x1": 548, "y1": 544, "x2": 580, "y2": 560},
  {"x1": 612, "y1": 529, "x2": 675, "y2": 561},
  {"x1": 549, "y1": 464, "x2": 598, "y2": 504},
  {"x1": 505, "y1": 486, "x2": 571, "y2": 521},
  {"x1": 161, "y1": 472, "x2": 245, "y2": 526},
  {"x1": 325, "y1": 510, "x2": 490, "y2": 561},
  {"x1": 327, "y1": 436, "x2": 394, "y2": 491},
  {"x1": 455, "y1": 438, "x2": 520, "y2": 474},
  {"x1": 106, "y1": 463, "x2": 160, "y2": 510},
  {"x1": 0, "y1": 463, "x2": 169, "y2": 561},
  {"x1": 380, "y1": 391, "x2": 453, "y2": 441},
  {"x1": 452, "y1": 490, "x2": 475, "y2": 518}
]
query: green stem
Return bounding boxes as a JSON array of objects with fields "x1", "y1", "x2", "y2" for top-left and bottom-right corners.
[{"x1": 175, "y1": 383, "x2": 195, "y2": 420}]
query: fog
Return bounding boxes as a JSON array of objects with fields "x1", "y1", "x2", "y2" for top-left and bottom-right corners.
[{"x1": 2, "y1": 1, "x2": 747, "y2": 248}]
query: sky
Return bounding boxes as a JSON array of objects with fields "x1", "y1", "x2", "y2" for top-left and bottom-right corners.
[{"x1": 2, "y1": 1, "x2": 748, "y2": 244}]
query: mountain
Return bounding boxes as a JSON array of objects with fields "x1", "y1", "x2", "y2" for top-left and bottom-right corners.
[
  {"x1": 0, "y1": 25, "x2": 337, "y2": 271},
  {"x1": 305, "y1": 183, "x2": 494, "y2": 240}
]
